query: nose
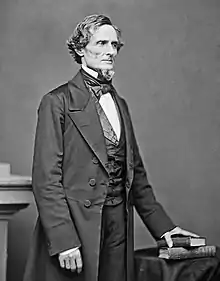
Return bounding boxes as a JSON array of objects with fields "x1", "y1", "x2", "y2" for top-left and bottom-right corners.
[{"x1": 106, "y1": 43, "x2": 117, "y2": 56}]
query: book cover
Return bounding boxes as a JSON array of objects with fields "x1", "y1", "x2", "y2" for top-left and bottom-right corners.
[
  {"x1": 158, "y1": 245, "x2": 216, "y2": 260},
  {"x1": 157, "y1": 236, "x2": 206, "y2": 248}
]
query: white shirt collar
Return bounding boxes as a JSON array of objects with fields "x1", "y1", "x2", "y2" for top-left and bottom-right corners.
[{"x1": 81, "y1": 64, "x2": 98, "y2": 79}]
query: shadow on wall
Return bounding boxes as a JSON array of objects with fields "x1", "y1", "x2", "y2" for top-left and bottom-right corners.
[{"x1": 2, "y1": 0, "x2": 220, "y2": 280}]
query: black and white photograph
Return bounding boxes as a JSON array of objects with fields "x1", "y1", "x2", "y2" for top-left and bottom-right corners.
[{"x1": 1, "y1": 1, "x2": 220, "y2": 281}]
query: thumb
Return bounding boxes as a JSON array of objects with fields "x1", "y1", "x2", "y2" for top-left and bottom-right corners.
[{"x1": 164, "y1": 233, "x2": 173, "y2": 248}]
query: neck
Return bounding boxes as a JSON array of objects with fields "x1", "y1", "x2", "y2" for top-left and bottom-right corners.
[
  {"x1": 81, "y1": 63, "x2": 115, "y2": 82},
  {"x1": 81, "y1": 64, "x2": 98, "y2": 78}
]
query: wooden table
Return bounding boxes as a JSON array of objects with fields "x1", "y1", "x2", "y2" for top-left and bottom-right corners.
[{"x1": 135, "y1": 247, "x2": 220, "y2": 281}]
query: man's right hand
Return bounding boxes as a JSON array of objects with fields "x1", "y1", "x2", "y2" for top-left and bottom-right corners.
[{"x1": 58, "y1": 247, "x2": 83, "y2": 273}]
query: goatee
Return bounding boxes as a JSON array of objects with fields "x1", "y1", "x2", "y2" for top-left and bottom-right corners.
[{"x1": 99, "y1": 69, "x2": 115, "y2": 81}]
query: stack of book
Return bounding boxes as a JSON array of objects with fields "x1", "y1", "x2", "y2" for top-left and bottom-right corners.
[{"x1": 157, "y1": 235, "x2": 217, "y2": 260}]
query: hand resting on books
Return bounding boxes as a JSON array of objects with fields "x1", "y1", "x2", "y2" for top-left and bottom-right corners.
[{"x1": 161, "y1": 226, "x2": 199, "y2": 248}]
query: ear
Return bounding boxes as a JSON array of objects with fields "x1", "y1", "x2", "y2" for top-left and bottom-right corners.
[{"x1": 75, "y1": 48, "x2": 84, "y2": 57}]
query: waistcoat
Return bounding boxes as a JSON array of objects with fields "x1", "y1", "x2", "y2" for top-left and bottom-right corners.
[
  {"x1": 104, "y1": 103, "x2": 126, "y2": 205},
  {"x1": 82, "y1": 71, "x2": 127, "y2": 205}
]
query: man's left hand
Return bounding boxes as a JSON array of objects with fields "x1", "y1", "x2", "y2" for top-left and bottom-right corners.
[{"x1": 162, "y1": 226, "x2": 199, "y2": 247}]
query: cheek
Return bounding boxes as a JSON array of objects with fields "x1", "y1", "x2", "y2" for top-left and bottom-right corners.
[{"x1": 87, "y1": 48, "x2": 104, "y2": 59}]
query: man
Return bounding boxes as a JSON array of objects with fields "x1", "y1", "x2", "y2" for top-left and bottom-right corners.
[{"x1": 23, "y1": 14, "x2": 197, "y2": 281}]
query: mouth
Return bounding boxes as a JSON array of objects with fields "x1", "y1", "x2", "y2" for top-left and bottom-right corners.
[{"x1": 102, "y1": 59, "x2": 114, "y2": 63}]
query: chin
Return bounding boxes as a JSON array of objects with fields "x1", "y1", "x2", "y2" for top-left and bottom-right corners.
[{"x1": 100, "y1": 64, "x2": 114, "y2": 70}]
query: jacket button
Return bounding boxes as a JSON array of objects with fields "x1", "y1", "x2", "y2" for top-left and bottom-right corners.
[
  {"x1": 84, "y1": 200, "x2": 92, "y2": 208},
  {"x1": 89, "y1": 178, "x2": 96, "y2": 186},
  {"x1": 92, "y1": 157, "x2": 99, "y2": 164}
]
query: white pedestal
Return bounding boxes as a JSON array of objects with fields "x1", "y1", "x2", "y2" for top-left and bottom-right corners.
[{"x1": 0, "y1": 175, "x2": 32, "y2": 281}]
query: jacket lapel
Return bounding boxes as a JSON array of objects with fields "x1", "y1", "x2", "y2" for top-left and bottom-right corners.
[{"x1": 67, "y1": 71, "x2": 108, "y2": 172}]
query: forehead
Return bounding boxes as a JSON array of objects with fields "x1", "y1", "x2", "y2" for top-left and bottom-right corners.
[{"x1": 89, "y1": 24, "x2": 118, "y2": 42}]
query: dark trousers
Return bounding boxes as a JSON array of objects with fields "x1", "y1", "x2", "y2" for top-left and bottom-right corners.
[{"x1": 98, "y1": 201, "x2": 127, "y2": 281}]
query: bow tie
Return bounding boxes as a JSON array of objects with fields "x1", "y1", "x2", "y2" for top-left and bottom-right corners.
[
  {"x1": 81, "y1": 69, "x2": 113, "y2": 100},
  {"x1": 90, "y1": 84, "x2": 113, "y2": 100}
]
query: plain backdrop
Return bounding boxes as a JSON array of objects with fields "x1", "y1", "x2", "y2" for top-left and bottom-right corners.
[{"x1": 0, "y1": 0, "x2": 220, "y2": 280}]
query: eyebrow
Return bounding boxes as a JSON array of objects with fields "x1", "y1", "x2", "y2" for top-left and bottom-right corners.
[{"x1": 96, "y1": 39, "x2": 119, "y2": 44}]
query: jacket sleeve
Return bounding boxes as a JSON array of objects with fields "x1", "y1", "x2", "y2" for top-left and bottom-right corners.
[
  {"x1": 32, "y1": 93, "x2": 81, "y2": 256},
  {"x1": 124, "y1": 101, "x2": 176, "y2": 239}
]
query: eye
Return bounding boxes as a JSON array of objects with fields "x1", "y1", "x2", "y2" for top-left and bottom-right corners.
[
  {"x1": 97, "y1": 40, "x2": 106, "y2": 46},
  {"x1": 112, "y1": 42, "x2": 118, "y2": 49}
]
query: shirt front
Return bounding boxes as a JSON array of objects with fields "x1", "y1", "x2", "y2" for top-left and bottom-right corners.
[{"x1": 81, "y1": 65, "x2": 121, "y2": 140}]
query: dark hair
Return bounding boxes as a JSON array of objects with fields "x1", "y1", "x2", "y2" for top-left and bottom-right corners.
[{"x1": 66, "y1": 14, "x2": 124, "y2": 64}]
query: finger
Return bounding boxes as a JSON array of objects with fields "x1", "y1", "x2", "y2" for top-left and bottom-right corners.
[
  {"x1": 69, "y1": 255, "x2": 76, "y2": 272},
  {"x1": 58, "y1": 256, "x2": 65, "y2": 268},
  {"x1": 178, "y1": 229, "x2": 199, "y2": 237},
  {"x1": 76, "y1": 255, "x2": 83, "y2": 273},
  {"x1": 171, "y1": 227, "x2": 199, "y2": 237},
  {"x1": 65, "y1": 258, "x2": 71, "y2": 270}
]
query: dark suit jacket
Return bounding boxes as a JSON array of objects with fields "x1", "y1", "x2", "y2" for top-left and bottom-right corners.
[{"x1": 23, "y1": 70, "x2": 175, "y2": 281}]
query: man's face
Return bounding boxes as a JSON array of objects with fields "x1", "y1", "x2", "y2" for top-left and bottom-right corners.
[{"x1": 80, "y1": 24, "x2": 119, "y2": 70}]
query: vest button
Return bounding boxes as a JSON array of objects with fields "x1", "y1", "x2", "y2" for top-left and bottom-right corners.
[
  {"x1": 125, "y1": 180, "x2": 130, "y2": 188},
  {"x1": 89, "y1": 178, "x2": 96, "y2": 186},
  {"x1": 92, "y1": 157, "x2": 99, "y2": 164},
  {"x1": 84, "y1": 200, "x2": 92, "y2": 208}
]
